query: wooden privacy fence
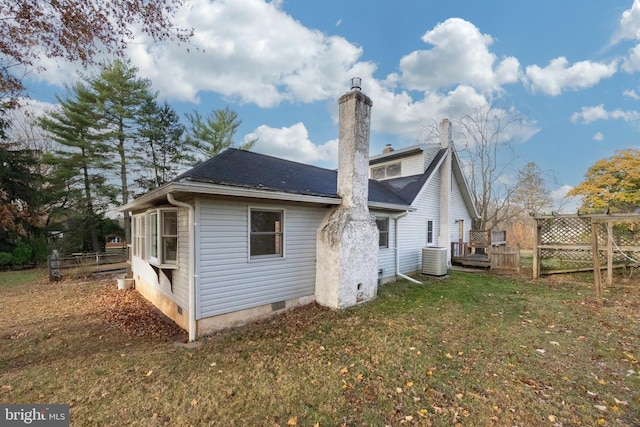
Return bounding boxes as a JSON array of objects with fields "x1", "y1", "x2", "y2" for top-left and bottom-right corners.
[
  {"x1": 532, "y1": 213, "x2": 640, "y2": 283},
  {"x1": 491, "y1": 245, "x2": 521, "y2": 271},
  {"x1": 48, "y1": 251, "x2": 127, "y2": 281}
]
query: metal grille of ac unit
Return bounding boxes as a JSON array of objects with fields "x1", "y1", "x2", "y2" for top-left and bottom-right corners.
[{"x1": 421, "y1": 247, "x2": 447, "y2": 276}]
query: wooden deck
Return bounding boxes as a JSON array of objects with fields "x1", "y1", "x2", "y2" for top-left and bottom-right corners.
[
  {"x1": 452, "y1": 253, "x2": 490, "y2": 268},
  {"x1": 451, "y1": 230, "x2": 520, "y2": 271}
]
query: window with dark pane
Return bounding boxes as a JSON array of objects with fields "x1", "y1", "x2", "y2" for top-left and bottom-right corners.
[
  {"x1": 376, "y1": 217, "x2": 389, "y2": 248},
  {"x1": 250, "y1": 210, "x2": 283, "y2": 258}
]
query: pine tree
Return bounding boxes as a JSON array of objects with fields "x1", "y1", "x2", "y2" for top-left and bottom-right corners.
[
  {"x1": 185, "y1": 106, "x2": 256, "y2": 163},
  {"x1": 135, "y1": 98, "x2": 190, "y2": 193},
  {"x1": 39, "y1": 83, "x2": 112, "y2": 253},
  {"x1": 89, "y1": 59, "x2": 154, "y2": 243}
]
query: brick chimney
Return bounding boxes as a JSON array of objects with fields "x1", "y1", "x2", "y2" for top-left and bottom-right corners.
[{"x1": 315, "y1": 81, "x2": 379, "y2": 308}]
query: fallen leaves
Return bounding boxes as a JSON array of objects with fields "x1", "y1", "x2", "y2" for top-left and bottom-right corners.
[{"x1": 95, "y1": 286, "x2": 186, "y2": 340}]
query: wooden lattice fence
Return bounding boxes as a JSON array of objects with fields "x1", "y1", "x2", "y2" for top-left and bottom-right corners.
[{"x1": 533, "y1": 213, "x2": 640, "y2": 280}]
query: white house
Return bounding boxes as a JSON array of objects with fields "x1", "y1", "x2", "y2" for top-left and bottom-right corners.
[{"x1": 120, "y1": 85, "x2": 478, "y2": 340}]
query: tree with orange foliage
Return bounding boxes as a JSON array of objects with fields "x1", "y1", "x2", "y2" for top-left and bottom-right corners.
[{"x1": 567, "y1": 148, "x2": 640, "y2": 213}]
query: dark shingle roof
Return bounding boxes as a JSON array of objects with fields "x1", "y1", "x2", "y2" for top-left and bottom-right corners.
[{"x1": 174, "y1": 148, "x2": 444, "y2": 208}]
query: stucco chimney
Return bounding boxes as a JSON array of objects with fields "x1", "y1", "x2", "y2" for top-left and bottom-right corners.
[
  {"x1": 315, "y1": 82, "x2": 379, "y2": 309},
  {"x1": 439, "y1": 118, "x2": 451, "y2": 149}
]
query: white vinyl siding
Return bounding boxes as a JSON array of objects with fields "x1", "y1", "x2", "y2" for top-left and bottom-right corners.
[
  {"x1": 171, "y1": 207, "x2": 190, "y2": 308},
  {"x1": 196, "y1": 198, "x2": 328, "y2": 318},
  {"x1": 372, "y1": 211, "x2": 396, "y2": 280},
  {"x1": 130, "y1": 206, "x2": 189, "y2": 309},
  {"x1": 398, "y1": 173, "x2": 441, "y2": 274},
  {"x1": 451, "y1": 176, "x2": 473, "y2": 244},
  {"x1": 370, "y1": 152, "x2": 424, "y2": 180}
]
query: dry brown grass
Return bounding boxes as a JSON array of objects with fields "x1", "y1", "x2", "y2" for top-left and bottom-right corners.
[{"x1": 1, "y1": 269, "x2": 639, "y2": 426}]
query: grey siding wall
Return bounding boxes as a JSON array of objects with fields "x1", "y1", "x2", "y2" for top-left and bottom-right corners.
[
  {"x1": 372, "y1": 211, "x2": 397, "y2": 280},
  {"x1": 422, "y1": 144, "x2": 442, "y2": 171},
  {"x1": 398, "y1": 173, "x2": 441, "y2": 274},
  {"x1": 450, "y1": 179, "x2": 473, "y2": 245},
  {"x1": 196, "y1": 197, "x2": 328, "y2": 318},
  {"x1": 171, "y1": 207, "x2": 190, "y2": 308},
  {"x1": 130, "y1": 207, "x2": 189, "y2": 309}
]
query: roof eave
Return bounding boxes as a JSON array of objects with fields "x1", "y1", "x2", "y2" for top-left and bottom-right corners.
[
  {"x1": 118, "y1": 181, "x2": 343, "y2": 212},
  {"x1": 368, "y1": 202, "x2": 415, "y2": 212}
]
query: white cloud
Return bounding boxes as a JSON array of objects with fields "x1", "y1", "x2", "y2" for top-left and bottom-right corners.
[
  {"x1": 593, "y1": 132, "x2": 604, "y2": 141},
  {"x1": 624, "y1": 88, "x2": 640, "y2": 99},
  {"x1": 525, "y1": 57, "x2": 617, "y2": 96},
  {"x1": 130, "y1": 0, "x2": 378, "y2": 107},
  {"x1": 571, "y1": 104, "x2": 640, "y2": 124},
  {"x1": 622, "y1": 44, "x2": 640, "y2": 72},
  {"x1": 27, "y1": 0, "x2": 374, "y2": 108},
  {"x1": 550, "y1": 185, "x2": 581, "y2": 214},
  {"x1": 397, "y1": 18, "x2": 521, "y2": 94},
  {"x1": 246, "y1": 122, "x2": 338, "y2": 166},
  {"x1": 616, "y1": 0, "x2": 640, "y2": 42}
]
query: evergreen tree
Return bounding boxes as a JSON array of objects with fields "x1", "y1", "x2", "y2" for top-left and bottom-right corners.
[
  {"x1": 185, "y1": 106, "x2": 256, "y2": 162},
  {"x1": 39, "y1": 83, "x2": 112, "y2": 253},
  {"x1": 89, "y1": 59, "x2": 154, "y2": 243},
  {"x1": 135, "y1": 99, "x2": 190, "y2": 193}
]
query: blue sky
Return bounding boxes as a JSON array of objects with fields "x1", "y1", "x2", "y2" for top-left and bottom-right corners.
[{"x1": 17, "y1": 0, "x2": 640, "y2": 211}]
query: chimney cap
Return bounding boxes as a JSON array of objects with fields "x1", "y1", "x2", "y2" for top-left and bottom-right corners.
[{"x1": 350, "y1": 77, "x2": 362, "y2": 91}]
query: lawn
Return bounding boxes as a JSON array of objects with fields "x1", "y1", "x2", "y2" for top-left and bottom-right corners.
[{"x1": 1, "y1": 269, "x2": 639, "y2": 426}]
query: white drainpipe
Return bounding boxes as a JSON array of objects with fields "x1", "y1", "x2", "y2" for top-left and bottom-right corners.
[
  {"x1": 167, "y1": 193, "x2": 197, "y2": 342},
  {"x1": 393, "y1": 211, "x2": 422, "y2": 284}
]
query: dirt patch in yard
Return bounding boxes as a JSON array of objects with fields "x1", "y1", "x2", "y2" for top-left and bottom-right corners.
[{"x1": 94, "y1": 283, "x2": 186, "y2": 341}]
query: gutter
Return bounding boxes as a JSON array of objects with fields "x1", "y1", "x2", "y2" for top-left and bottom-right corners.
[
  {"x1": 167, "y1": 193, "x2": 197, "y2": 342},
  {"x1": 392, "y1": 211, "x2": 422, "y2": 284}
]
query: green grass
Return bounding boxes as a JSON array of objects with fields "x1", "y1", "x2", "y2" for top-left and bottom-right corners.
[
  {"x1": 0, "y1": 269, "x2": 46, "y2": 287},
  {"x1": 1, "y1": 269, "x2": 639, "y2": 426}
]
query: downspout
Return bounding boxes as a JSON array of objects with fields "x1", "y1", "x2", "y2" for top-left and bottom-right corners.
[
  {"x1": 393, "y1": 211, "x2": 422, "y2": 284},
  {"x1": 167, "y1": 193, "x2": 197, "y2": 342}
]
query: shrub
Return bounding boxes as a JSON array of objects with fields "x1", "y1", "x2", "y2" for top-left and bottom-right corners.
[
  {"x1": 0, "y1": 252, "x2": 12, "y2": 269},
  {"x1": 11, "y1": 243, "x2": 33, "y2": 267}
]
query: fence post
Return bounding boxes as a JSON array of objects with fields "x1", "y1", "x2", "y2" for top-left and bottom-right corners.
[
  {"x1": 606, "y1": 221, "x2": 613, "y2": 287},
  {"x1": 49, "y1": 250, "x2": 61, "y2": 282},
  {"x1": 532, "y1": 219, "x2": 540, "y2": 279},
  {"x1": 591, "y1": 222, "x2": 602, "y2": 305}
]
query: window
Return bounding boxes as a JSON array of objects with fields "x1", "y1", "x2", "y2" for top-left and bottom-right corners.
[
  {"x1": 147, "y1": 209, "x2": 177, "y2": 265},
  {"x1": 162, "y1": 211, "x2": 178, "y2": 264},
  {"x1": 376, "y1": 217, "x2": 389, "y2": 248},
  {"x1": 250, "y1": 209, "x2": 284, "y2": 258},
  {"x1": 371, "y1": 161, "x2": 401, "y2": 180},
  {"x1": 426, "y1": 220, "x2": 434, "y2": 245},
  {"x1": 133, "y1": 215, "x2": 146, "y2": 258},
  {"x1": 150, "y1": 212, "x2": 158, "y2": 259}
]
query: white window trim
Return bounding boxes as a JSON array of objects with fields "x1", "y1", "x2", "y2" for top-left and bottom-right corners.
[
  {"x1": 132, "y1": 214, "x2": 147, "y2": 258},
  {"x1": 376, "y1": 216, "x2": 390, "y2": 249},
  {"x1": 426, "y1": 219, "x2": 435, "y2": 246},
  {"x1": 371, "y1": 161, "x2": 402, "y2": 180},
  {"x1": 248, "y1": 206, "x2": 286, "y2": 262},
  {"x1": 146, "y1": 208, "x2": 179, "y2": 269}
]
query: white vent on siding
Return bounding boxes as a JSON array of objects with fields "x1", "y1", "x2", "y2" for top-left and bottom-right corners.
[{"x1": 421, "y1": 247, "x2": 447, "y2": 276}]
